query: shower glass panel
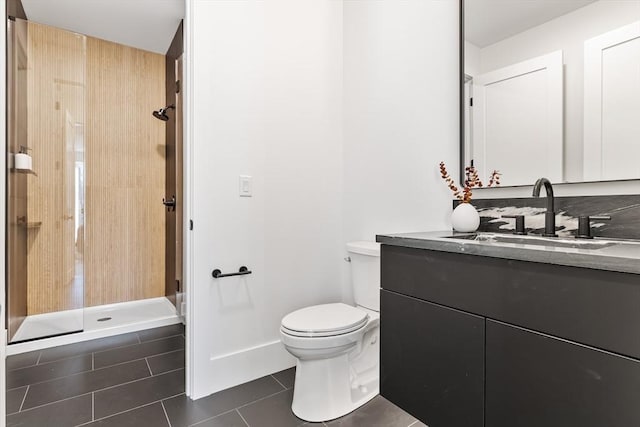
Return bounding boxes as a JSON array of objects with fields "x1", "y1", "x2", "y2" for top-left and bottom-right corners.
[{"x1": 7, "y1": 18, "x2": 86, "y2": 343}]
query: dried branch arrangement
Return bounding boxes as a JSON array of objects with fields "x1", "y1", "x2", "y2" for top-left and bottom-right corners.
[{"x1": 439, "y1": 162, "x2": 501, "y2": 203}]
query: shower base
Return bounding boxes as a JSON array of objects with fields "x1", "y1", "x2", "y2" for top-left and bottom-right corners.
[{"x1": 8, "y1": 297, "x2": 181, "y2": 355}]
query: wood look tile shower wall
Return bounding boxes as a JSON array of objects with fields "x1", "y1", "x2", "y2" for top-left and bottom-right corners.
[
  {"x1": 25, "y1": 22, "x2": 166, "y2": 314},
  {"x1": 26, "y1": 22, "x2": 87, "y2": 315},
  {"x1": 84, "y1": 36, "x2": 166, "y2": 307}
]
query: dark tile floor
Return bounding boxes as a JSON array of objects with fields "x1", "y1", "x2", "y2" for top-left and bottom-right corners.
[{"x1": 6, "y1": 325, "x2": 424, "y2": 427}]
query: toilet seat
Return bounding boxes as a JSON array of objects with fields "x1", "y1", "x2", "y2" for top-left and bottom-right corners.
[{"x1": 281, "y1": 303, "x2": 369, "y2": 338}]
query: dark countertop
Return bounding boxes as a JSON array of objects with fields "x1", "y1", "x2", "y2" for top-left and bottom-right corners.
[{"x1": 376, "y1": 231, "x2": 640, "y2": 275}]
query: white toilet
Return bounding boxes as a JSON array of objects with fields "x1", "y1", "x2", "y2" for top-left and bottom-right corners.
[{"x1": 280, "y1": 241, "x2": 381, "y2": 422}]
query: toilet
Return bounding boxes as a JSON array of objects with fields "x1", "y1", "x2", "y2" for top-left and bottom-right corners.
[{"x1": 280, "y1": 241, "x2": 381, "y2": 422}]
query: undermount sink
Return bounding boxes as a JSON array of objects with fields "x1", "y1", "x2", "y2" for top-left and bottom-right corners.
[{"x1": 446, "y1": 233, "x2": 620, "y2": 250}]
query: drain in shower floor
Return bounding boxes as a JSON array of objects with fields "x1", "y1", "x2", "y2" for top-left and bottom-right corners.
[{"x1": 97, "y1": 317, "x2": 112, "y2": 322}]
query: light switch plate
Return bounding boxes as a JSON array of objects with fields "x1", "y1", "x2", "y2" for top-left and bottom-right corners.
[{"x1": 239, "y1": 175, "x2": 252, "y2": 197}]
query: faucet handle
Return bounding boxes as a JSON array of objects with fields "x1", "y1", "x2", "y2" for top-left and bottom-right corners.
[
  {"x1": 576, "y1": 215, "x2": 611, "y2": 239},
  {"x1": 502, "y1": 215, "x2": 527, "y2": 235}
]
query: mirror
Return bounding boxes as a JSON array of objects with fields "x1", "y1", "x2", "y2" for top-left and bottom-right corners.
[{"x1": 462, "y1": 0, "x2": 640, "y2": 187}]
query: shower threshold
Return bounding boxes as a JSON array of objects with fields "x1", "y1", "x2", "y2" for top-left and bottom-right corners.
[{"x1": 8, "y1": 297, "x2": 180, "y2": 355}]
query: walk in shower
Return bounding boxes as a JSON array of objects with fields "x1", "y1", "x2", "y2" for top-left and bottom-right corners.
[{"x1": 6, "y1": 17, "x2": 181, "y2": 348}]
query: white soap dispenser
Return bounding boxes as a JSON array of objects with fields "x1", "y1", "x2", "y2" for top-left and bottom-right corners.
[{"x1": 14, "y1": 146, "x2": 32, "y2": 171}]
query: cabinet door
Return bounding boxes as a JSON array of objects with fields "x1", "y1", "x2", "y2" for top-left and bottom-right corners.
[
  {"x1": 486, "y1": 320, "x2": 640, "y2": 427},
  {"x1": 381, "y1": 290, "x2": 484, "y2": 427}
]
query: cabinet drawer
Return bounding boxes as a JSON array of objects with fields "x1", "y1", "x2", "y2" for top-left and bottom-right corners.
[
  {"x1": 381, "y1": 244, "x2": 640, "y2": 359},
  {"x1": 381, "y1": 289, "x2": 484, "y2": 427},
  {"x1": 486, "y1": 320, "x2": 640, "y2": 427}
]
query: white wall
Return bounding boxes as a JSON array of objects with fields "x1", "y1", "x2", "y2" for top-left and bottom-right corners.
[
  {"x1": 465, "y1": 40, "x2": 481, "y2": 77},
  {"x1": 343, "y1": 0, "x2": 460, "y2": 247},
  {"x1": 188, "y1": 0, "x2": 344, "y2": 398},
  {"x1": 476, "y1": 1, "x2": 640, "y2": 183},
  {"x1": 188, "y1": 0, "x2": 460, "y2": 398}
]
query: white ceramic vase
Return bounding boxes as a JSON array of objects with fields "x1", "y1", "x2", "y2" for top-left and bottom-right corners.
[{"x1": 451, "y1": 202, "x2": 480, "y2": 232}]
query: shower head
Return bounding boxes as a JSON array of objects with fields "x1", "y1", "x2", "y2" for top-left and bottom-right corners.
[
  {"x1": 152, "y1": 104, "x2": 175, "y2": 121},
  {"x1": 153, "y1": 110, "x2": 169, "y2": 121}
]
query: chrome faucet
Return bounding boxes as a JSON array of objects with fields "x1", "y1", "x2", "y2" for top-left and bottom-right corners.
[{"x1": 532, "y1": 177, "x2": 558, "y2": 237}]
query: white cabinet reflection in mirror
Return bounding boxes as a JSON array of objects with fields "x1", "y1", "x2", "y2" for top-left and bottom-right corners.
[
  {"x1": 464, "y1": 0, "x2": 640, "y2": 186},
  {"x1": 584, "y1": 21, "x2": 640, "y2": 181},
  {"x1": 471, "y1": 51, "x2": 563, "y2": 186}
]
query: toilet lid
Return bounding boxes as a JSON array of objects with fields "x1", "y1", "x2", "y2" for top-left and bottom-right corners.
[{"x1": 281, "y1": 303, "x2": 368, "y2": 337}]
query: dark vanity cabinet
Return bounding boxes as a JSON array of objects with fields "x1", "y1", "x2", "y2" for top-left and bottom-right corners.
[
  {"x1": 380, "y1": 290, "x2": 484, "y2": 426},
  {"x1": 486, "y1": 320, "x2": 640, "y2": 427},
  {"x1": 380, "y1": 244, "x2": 640, "y2": 427}
]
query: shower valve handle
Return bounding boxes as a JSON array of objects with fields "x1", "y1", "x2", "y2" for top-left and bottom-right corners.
[{"x1": 162, "y1": 196, "x2": 176, "y2": 211}]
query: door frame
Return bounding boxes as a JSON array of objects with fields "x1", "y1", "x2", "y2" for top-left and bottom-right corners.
[
  {"x1": 183, "y1": 0, "x2": 194, "y2": 398},
  {"x1": 1, "y1": 0, "x2": 9, "y2": 420},
  {"x1": 0, "y1": 0, "x2": 191, "y2": 411}
]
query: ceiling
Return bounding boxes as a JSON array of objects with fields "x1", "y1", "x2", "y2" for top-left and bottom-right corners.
[
  {"x1": 465, "y1": 0, "x2": 597, "y2": 48},
  {"x1": 21, "y1": 0, "x2": 184, "y2": 54}
]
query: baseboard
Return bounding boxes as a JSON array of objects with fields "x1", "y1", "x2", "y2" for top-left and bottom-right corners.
[{"x1": 193, "y1": 339, "x2": 296, "y2": 399}]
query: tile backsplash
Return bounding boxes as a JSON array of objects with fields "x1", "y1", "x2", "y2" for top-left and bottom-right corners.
[{"x1": 455, "y1": 195, "x2": 640, "y2": 240}]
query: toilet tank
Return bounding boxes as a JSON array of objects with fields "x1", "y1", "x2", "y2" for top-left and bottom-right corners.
[{"x1": 347, "y1": 241, "x2": 381, "y2": 312}]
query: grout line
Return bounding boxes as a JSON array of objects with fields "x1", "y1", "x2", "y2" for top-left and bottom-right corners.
[
  {"x1": 270, "y1": 374, "x2": 287, "y2": 390},
  {"x1": 94, "y1": 334, "x2": 174, "y2": 357},
  {"x1": 18, "y1": 385, "x2": 29, "y2": 412},
  {"x1": 234, "y1": 388, "x2": 289, "y2": 412},
  {"x1": 36, "y1": 351, "x2": 42, "y2": 365},
  {"x1": 236, "y1": 409, "x2": 250, "y2": 427},
  {"x1": 161, "y1": 400, "x2": 172, "y2": 427},
  {"x1": 9, "y1": 352, "x2": 91, "y2": 374},
  {"x1": 407, "y1": 421, "x2": 419, "y2": 427},
  {"x1": 74, "y1": 391, "x2": 188, "y2": 427},
  {"x1": 19, "y1": 369, "x2": 185, "y2": 414},
  {"x1": 92, "y1": 392, "x2": 95, "y2": 421},
  {"x1": 188, "y1": 389, "x2": 288, "y2": 427},
  {"x1": 6, "y1": 362, "x2": 38, "y2": 373},
  {"x1": 6, "y1": 364, "x2": 93, "y2": 390},
  {"x1": 138, "y1": 331, "x2": 185, "y2": 345},
  {"x1": 93, "y1": 367, "x2": 184, "y2": 394},
  {"x1": 94, "y1": 348, "x2": 184, "y2": 372},
  {"x1": 74, "y1": 400, "x2": 161, "y2": 427},
  {"x1": 148, "y1": 348, "x2": 185, "y2": 361},
  {"x1": 17, "y1": 391, "x2": 93, "y2": 415},
  {"x1": 143, "y1": 334, "x2": 186, "y2": 344},
  {"x1": 92, "y1": 333, "x2": 185, "y2": 360},
  {"x1": 33, "y1": 329, "x2": 182, "y2": 366},
  {"x1": 187, "y1": 407, "x2": 240, "y2": 427},
  {"x1": 159, "y1": 391, "x2": 186, "y2": 403},
  {"x1": 37, "y1": 337, "x2": 143, "y2": 364},
  {"x1": 17, "y1": 349, "x2": 185, "y2": 390},
  {"x1": 145, "y1": 358, "x2": 153, "y2": 376},
  {"x1": 92, "y1": 353, "x2": 94, "y2": 370}
]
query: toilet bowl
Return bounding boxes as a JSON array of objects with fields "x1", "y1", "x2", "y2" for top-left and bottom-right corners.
[
  {"x1": 280, "y1": 303, "x2": 380, "y2": 422},
  {"x1": 280, "y1": 241, "x2": 381, "y2": 422}
]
